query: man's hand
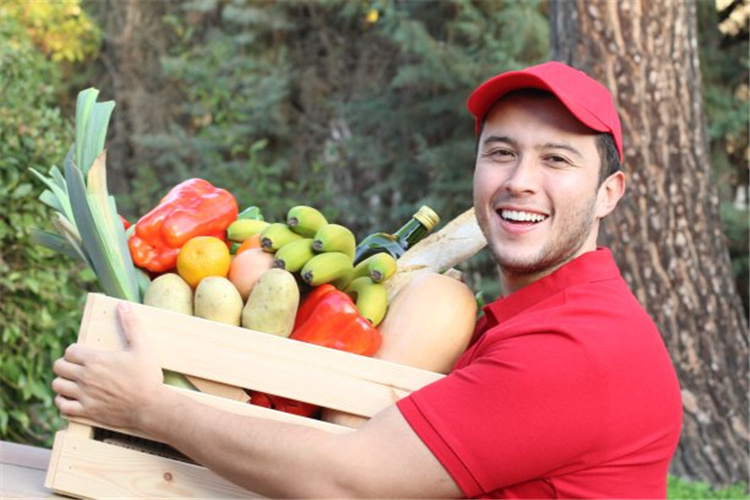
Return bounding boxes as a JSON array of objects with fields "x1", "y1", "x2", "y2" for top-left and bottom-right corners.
[{"x1": 52, "y1": 301, "x2": 165, "y2": 432}]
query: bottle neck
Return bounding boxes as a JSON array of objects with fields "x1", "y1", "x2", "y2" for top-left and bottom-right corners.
[{"x1": 394, "y1": 217, "x2": 429, "y2": 248}]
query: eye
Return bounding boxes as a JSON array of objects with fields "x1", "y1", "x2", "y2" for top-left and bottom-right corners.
[
  {"x1": 544, "y1": 154, "x2": 571, "y2": 166},
  {"x1": 485, "y1": 148, "x2": 515, "y2": 161}
]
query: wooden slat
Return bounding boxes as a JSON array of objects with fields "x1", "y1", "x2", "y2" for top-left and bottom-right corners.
[
  {"x1": 79, "y1": 293, "x2": 443, "y2": 417},
  {"x1": 44, "y1": 431, "x2": 67, "y2": 490},
  {"x1": 65, "y1": 385, "x2": 352, "y2": 439},
  {"x1": 50, "y1": 431, "x2": 255, "y2": 499}
]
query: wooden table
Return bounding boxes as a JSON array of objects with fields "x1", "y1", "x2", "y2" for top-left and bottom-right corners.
[{"x1": 1, "y1": 441, "x2": 64, "y2": 499}]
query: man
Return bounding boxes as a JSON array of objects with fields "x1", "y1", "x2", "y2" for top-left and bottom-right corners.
[{"x1": 52, "y1": 61, "x2": 683, "y2": 499}]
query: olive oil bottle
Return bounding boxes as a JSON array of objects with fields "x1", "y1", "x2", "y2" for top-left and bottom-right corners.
[{"x1": 354, "y1": 205, "x2": 440, "y2": 264}]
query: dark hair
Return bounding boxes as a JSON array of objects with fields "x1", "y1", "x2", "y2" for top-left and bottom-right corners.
[{"x1": 595, "y1": 133, "x2": 621, "y2": 185}]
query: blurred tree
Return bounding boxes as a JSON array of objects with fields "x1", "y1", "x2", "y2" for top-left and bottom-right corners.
[
  {"x1": 550, "y1": 0, "x2": 749, "y2": 488},
  {"x1": 101, "y1": 0, "x2": 548, "y2": 299},
  {"x1": 81, "y1": 0, "x2": 179, "y2": 216}
]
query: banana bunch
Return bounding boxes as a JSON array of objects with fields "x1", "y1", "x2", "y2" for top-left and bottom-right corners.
[
  {"x1": 242, "y1": 205, "x2": 397, "y2": 327},
  {"x1": 269, "y1": 206, "x2": 355, "y2": 288}
]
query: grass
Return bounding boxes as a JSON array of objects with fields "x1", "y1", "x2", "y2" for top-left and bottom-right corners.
[{"x1": 668, "y1": 475, "x2": 749, "y2": 499}]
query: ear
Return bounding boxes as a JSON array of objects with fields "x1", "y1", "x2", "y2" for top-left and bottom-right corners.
[{"x1": 595, "y1": 171, "x2": 626, "y2": 219}]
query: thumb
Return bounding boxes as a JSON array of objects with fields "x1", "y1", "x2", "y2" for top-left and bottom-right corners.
[{"x1": 117, "y1": 301, "x2": 149, "y2": 351}]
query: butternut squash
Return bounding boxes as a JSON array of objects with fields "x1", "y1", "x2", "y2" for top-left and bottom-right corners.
[{"x1": 322, "y1": 271, "x2": 477, "y2": 428}]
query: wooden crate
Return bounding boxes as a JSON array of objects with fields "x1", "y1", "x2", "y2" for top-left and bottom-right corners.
[{"x1": 45, "y1": 293, "x2": 444, "y2": 499}]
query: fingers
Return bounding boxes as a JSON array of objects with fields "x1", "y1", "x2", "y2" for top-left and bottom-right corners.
[
  {"x1": 53, "y1": 356, "x2": 83, "y2": 381},
  {"x1": 62, "y1": 343, "x2": 97, "y2": 365},
  {"x1": 52, "y1": 376, "x2": 81, "y2": 401},
  {"x1": 55, "y1": 394, "x2": 85, "y2": 417},
  {"x1": 117, "y1": 301, "x2": 147, "y2": 351}
]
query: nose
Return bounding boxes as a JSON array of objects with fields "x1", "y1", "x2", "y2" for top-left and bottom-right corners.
[{"x1": 502, "y1": 155, "x2": 538, "y2": 195}]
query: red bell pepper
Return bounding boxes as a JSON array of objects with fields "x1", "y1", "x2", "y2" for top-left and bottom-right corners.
[
  {"x1": 290, "y1": 284, "x2": 382, "y2": 356},
  {"x1": 128, "y1": 178, "x2": 238, "y2": 273},
  {"x1": 248, "y1": 392, "x2": 320, "y2": 418}
]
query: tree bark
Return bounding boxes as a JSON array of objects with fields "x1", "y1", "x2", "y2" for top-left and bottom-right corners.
[
  {"x1": 550, "y1": 0, "x2": 748, "y2": 487},
  {"x1": 89, "y1": 0, "x2": 178, "y2": 209}
]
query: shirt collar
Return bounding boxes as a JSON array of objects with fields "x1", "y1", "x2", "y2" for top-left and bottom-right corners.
[{"x1": 482, "y1": 247, "x2": 621, "y2": 326}]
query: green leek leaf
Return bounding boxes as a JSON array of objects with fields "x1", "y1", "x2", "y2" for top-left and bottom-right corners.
[
  {"x1": 38, "y1": 189, "x2": 64, "y2": 214},
  {"x1": 85, "y1": 151, "x2": 140, "y2": 302},
  {"x1": 135, "y1": 268, "x2": 151, "y2": 298},
  {"x1": 30, "y1": 162, "x2": 76, "y2": 224},
  {"x1": 74, "y1": 89, "x2": 98, "y2": 170},
  {"x1": 87, "y1": 192, "x2": 139, "y2": 302},
  {"x1": 30, "y1": 229, "x2": 82, "y2": 261},
  {"x1": 49, "y1": 215, "x2": 90, "y2": 266},
  {"x1": 107, "y1": 195, "x2": 141, "y2": 301},
  {"x1": 65, "y1": 155, "x2": 125, "y2": 299},
  {"x1": 50, "y1": 165, "x2": 67, "y2": 191},
  {"x1": 80, "y1": 101, "x2": 115, "y2": 176}
]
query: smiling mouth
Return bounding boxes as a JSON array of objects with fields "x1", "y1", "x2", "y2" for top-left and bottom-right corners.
[{"x1": 498, "y1": 209, "x2": 549, "y2": 224}]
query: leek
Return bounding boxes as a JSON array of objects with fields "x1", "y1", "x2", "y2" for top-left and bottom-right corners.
[{"x1": 30, "y1": 88, "x2": 142, "y2": 303}]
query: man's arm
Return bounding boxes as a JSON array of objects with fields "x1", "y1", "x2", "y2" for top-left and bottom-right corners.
[{"x1": 52, "y1": 302, "x2": 462, "y2": 499}]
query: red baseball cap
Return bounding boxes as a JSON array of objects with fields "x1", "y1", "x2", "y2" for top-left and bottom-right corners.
[{"x1": 467, "y1": 61, "x2": 623, "y2": 161}]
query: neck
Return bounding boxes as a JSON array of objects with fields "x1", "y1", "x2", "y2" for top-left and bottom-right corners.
[{"x1": 498, "y1": 233, "x2": 600, "y2": 296}]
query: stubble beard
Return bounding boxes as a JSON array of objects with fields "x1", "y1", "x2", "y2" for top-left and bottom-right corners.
[{"x1": 484, "y1": 196, "x2": 598, "y2": 279}]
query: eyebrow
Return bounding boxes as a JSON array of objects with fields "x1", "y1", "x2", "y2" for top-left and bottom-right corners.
[
  {"x1": 481, "y1": 135, "x2": 516, "y2": 148},
  {"x1": 481, "y1": 135, "x2": 585, "y2": 160},
  {"x1": 540, "y1": 142, "x2": 584, "y2": 159}
]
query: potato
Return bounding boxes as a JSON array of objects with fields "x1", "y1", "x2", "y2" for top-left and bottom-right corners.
[
  {"x1": 228, "y1": 248, "x2": 275, "y2": 301},
  {"x1": 194, "y1": 276, "x2": 244, "y2": 326},
  {"x1": 143, "y1": 273, "x2": 193, "y2": 315},
  {"x1": 242, "y1": 268, "x2": 299, "y2": 337}
]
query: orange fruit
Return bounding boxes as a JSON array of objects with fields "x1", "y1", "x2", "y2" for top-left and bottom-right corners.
[
  {"x1": 177, "y1": 236, "x2": 231, "y2": 288},
  {"x1": 235, "y1": 233, "x2": 262, "y2": 255}
]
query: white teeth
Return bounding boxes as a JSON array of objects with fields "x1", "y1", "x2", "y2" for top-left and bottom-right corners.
[{"x1": 500, "y1": 210, "x2": 547, "y2": 223}]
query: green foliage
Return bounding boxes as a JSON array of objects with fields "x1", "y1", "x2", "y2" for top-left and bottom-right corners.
[
  {"x1": 1, "y1": 0, "x2": 100, "y2": 63},
  {"x1": 131, "y1": 0, "x2": 546, "y2": 298},
  {"x1": 330, "y1": 0, "x2": 548, "y2": 297},
  {"x1": 668, "y1": 475, "x2": 748, "y2": 499},
  {"x1": 697, "y1": 0, "x2": 749, "y2": 319},
  {"x1": 132, "y1": 0, "x2": 328, "y2": 222},
  {"x1": 0, "y1": 8, "x2": 95, "y2": 446}
]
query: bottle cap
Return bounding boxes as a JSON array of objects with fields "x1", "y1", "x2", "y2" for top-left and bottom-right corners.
[{"x1": 414, "y1": 205, "x2": 440, "y2": 230}]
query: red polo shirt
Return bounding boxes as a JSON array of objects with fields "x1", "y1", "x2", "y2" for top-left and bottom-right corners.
[{"x1": 398, "y1": 248, "x2": 682, "y2": 499}]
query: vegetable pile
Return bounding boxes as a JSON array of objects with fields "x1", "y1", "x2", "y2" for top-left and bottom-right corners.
[{"x1": 32, "y1": 88, "x2": 478, "y2": 424}]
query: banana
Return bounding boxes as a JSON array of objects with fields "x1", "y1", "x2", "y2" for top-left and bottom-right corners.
[
  {"x1": 312, "y1": 223, "x2": 356, "y2": 259},
  {"x1": 345, "y1": 276, "x2": 388, "y2": 326},
  {"x1": 287, "y1": 205, "x2": 328, "y2": 238},
  {"x1": 301, "y1": 251, "x2": 354, "y2": 289},
  {"x1": 227, "y1": 219, "x2": 270, "y2": 242},
  {"x1": 260, "y1": 223, "x2": 303, "y2": 253},
  {"x1": 352, "y1": 252, "x2": 397, "y2": 283},
  {"x1": 273, "y1": 238, "x2": 316, "y2": 272}
]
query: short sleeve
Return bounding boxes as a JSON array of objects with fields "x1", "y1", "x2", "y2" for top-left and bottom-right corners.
[{"x1": 397, "y1": 330, "x2": 609, "y2": 497}]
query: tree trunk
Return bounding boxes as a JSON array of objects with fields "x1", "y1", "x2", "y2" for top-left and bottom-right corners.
[
  {"x1": 90, "y1": 0, "x2": 178, "y2": 209},
  {"x1": 550, "y1": 0, "x2": 748, "y2": 487}
]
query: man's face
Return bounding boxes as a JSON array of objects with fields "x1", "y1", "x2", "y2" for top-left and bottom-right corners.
[{"x1": 473, "y1": 93, "x2": 612, "y2": 289}]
